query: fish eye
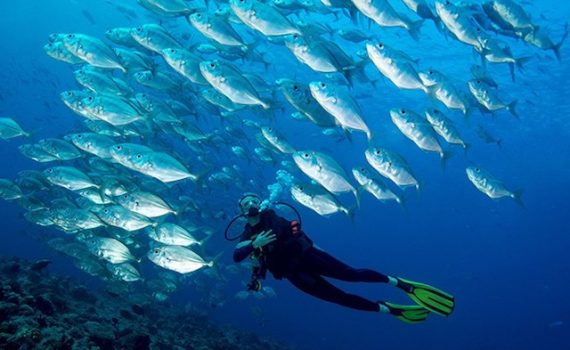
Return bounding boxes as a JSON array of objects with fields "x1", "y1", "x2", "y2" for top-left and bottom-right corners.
[
  {"x1": 136, "y1": 27, "x2": 142, "y2": 32},
  {"x1": 88, "y1": 96, "x2": 93, "y2": 102},
  {"x1": 320, "y1": 82, "x2": 326, "y2": 88},
  {"x1": 210, "y1": 63, "x2": 215, "y2": 68},
  {"x1": 374, "y1": 150, "x2": 380, "y2": 155},
  {"x1": 476, "y1": 80, "x2": 481, "y2": 84},
  {"x1": 303, "y1": 153, "x2": 309, "y2": 157},
  {"x1": 293, "y1": 85, "x2": 299, "y2": 90},
  {"x1": 428, "y1": 70, "x2": 433, "y2": 75},
  {"x1": 136, "y1": 154, "x2": 142, "y2": 159},
  {"x1": 475, "y1": 167, "x2": 480, "y2": 172},
  {"x1": 197, "y1": 13, "x2": 201, "y2": 17},
  {"x1": 377, "y1": 42, "x2": 383, "y2": 48},
  {"x1": 67, "y1": 34, "x2": 74, "y2": 39},
  {"x1": 154, "y1": 248, "x2": 159, "y2": 254},
  {"x1": 401, "y1": 109, "x2": 406, "y2": 114},
  {"x1": 104, "y1": 209, "x2": 109, "y2": 213}
]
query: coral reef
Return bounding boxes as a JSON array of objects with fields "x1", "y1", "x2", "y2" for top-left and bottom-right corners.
[{"x1": 0, "y1": 256, "x2": 290, "y2": 350}]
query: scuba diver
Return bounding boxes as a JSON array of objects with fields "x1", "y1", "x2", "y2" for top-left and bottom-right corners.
[{"x1": 229, "y1": 193, "x2": 455, "y2": 323}]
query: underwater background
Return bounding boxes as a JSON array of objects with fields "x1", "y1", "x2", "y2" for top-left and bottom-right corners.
[{"x1": 1, "y1": 0, "x2": 569, "y2": 349}]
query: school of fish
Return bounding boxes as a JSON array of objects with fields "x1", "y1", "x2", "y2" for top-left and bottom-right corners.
[{"x1": 0, "y1": 0, "x2": 566, "y2": 301}]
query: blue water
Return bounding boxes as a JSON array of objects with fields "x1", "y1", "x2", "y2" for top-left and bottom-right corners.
[{"x1": 1, "y1": 0, "x2": 570, "y2": 349}]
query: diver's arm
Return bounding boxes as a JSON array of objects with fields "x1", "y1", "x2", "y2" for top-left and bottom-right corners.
[
  {"x1": 233, "y1": 230, "x2": 277, "y2": 263},
  {"x1": 233, "y1": 240, "x2": 254, "y2": 263}
]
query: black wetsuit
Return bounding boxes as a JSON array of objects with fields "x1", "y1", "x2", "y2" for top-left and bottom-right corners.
[{"x1": 233, "y1": 210, "x2": 389, "y2": 312}]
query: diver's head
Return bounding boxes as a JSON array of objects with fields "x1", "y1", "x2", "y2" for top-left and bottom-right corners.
[{"x1": 238, "y1": 193, "x2": 262, "y2": 217}]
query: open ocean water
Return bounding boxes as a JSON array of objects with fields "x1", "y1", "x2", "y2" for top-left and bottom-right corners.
[{"x1": 1, "y1": 0, "x2": 569, "y2": 349}]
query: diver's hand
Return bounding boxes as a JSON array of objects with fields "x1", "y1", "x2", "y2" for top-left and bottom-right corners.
[{"x1": 252, "y1": 230, "x2": 276, "y2": 249}]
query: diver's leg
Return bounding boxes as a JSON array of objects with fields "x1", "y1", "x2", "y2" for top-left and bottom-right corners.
[
  {"x1": 304, "y1": 247, "x2": 389, "y2": 283},
  {"x1": 287, "y1": 272, "x2": 380, "y2": 312}
]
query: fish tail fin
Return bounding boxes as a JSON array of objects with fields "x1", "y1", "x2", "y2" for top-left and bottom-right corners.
[
  {"x1": 462, "y1": 142, "x2": 471, "y2": 155},
  {"x1": 395, "y1": 193, "x2": 409, "y2": 214},
  {"x1": 342, "y1": 128, "x2": 353, "y2": 143},
  {"x1": 199, "y1": 231, "x2": 214, "y2": 246},
  {"x1": 496, "y1": 138, "x2": 503, "y2": 148},
  {"x1": 553, "y1": 23, "x2": 569, "y2": 62},
  {"x1": 366, "y1": 129, "x2": 373, "y2": 142},
  {"x1": 408, "y1": 20, "x2": 423, "y2": 41},
  {"x1": 260, "y1": 100, "x2": 271, "y2": 110},
  {"x1": 192, "y1": 167, "x2": 211, "y2": 189},
  {"x1": 516, "y1": 56, "x2": 533, "y2": 71},
  {"x1": 512, "y1": 189, "x2": 525, "y2": 208},
  {"x1": 349, "y1": 6, "x2": 360, "y2": 25},
  {"x1": 342, "y1": 67, "x2": 355, "y2": 86},
  {"x1": 507, "y1": 100, "x2": 519, "y2": 118},
  {"x1": 342, "y1": 206, "x2": 356, "y2": 223},
  {"x1": 463, "y1": 105, "x2": 474, "y2": 119},
  {"x1": 432, "y1": 16, "x2": 444, "y2": 34},
  {"x1": 353, "y1": 188, "x2": 361, "y2": 208},
  {"x1": 440, "y1": 150, "x2": 453, "y2": 170},
  {"x1": 508, "y1": 63, "x2": 516, "y2": 82}
]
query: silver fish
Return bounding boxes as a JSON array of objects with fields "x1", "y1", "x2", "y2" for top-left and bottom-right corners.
[
  {"x1": 468, "y1": 79, "x2": 518, "y2": 117},
  {"x1": 68, "y1": 132, "x2": 116, "y2": 160},
  {"x1": 261, "y1": 126, "x2": 296, "y2": 154},
  {"x1": 116, "y1": 191, "x2": 176, "y2": 218},
  {"x1": 87, "y1": 236, "x2": 136, "y2": 264},
  {"x1": 82, "y1": 95, "x2": 146, "y2": 126},
  {"x1": 0, "y1": 179, "x2": 24, "y2": 201},
  {"x1": 0, "y1": 118, "x2": 30, "y2": 139},
  {"x1": 200, "y1": 59, "x2": 270, "y2": 109},
  {"x1": 148, "y1": 245, "x2": 213, "y2": 274},
  {"x1": 290, "y1": 181, "x2": 352, "y2": 217},
  {"x1": 366, "y1": 41, "x2": 427, "y2": 92},
  {"x1": 309, "y1": 81, "x2": 371, "y2": 140},
  {"x1": 149, "y1": 223, "x2": 203, "y2": 246},
  {"x1": 95, "y1": 205, "x2": 156, "y2": 231},
  {"x1": 351, "y1": 0, "x2": 422, "y2": 39},
  {"x1": 425, "y1": 108, "x2": 468, "y2": 149},
  {"x1": 292, "y1": 150, "x2": 358, "y2": 203},
  {"x1": 161, "y1": 48, "x2": 208, "y2": 85},
  {"x1": 62, "y1": 33, "x2": 126, "y2": 72},
  {"x1": 43, "y1": 166, "x2": 98, "y2": 191},
  {"x1": 130, "y1": 24, "x2": 183, "y2": 54},
  {"x1": 188, "y1": 11, "x2": 246, "y2": 47},
  {"x1": 229, "y1": 0, "x2": 301, "y2": 37},
  {"x1": 352, "y1": 167, "x2": 402, "y2": 204},
  {"x1": 365, "y1": 147, "x2": 419, "y2": 190},
  {"x1": 466, "y1": 166, "x2": 522, "y2": 205},
  {"x1": 390, "y1": 108, "x2": 446, "y2": 159},
  {"x1": 107, "y1": 263, "x2": 142, "y2": 282}
]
